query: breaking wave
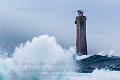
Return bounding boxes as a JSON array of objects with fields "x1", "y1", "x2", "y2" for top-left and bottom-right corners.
[{"x1": 0, "y1": 35, "x2": 120, "y2": 80}]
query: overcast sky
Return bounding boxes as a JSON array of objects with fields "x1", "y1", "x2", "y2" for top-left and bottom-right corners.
[{"x1": 0, "y1": 0, "x2": 120, "y2": 54}]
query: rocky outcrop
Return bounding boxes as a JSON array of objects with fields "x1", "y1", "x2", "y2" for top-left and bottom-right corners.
[{"x1": 76, "y1": 55, "x2": 120, "y2": 73}]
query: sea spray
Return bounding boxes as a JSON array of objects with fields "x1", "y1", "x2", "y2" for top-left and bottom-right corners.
[
  {"x1": 0, "y1": 35, "x2": 120, "y2": 80},
  {"x1": 12, "y1": 35, "x2": 76, "y2": 80}
]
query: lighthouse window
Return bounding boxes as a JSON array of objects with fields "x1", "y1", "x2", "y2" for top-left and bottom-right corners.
[
  {"x1": 75, "y1": 21, "x2": 77, "y2": 24},
  {"x1": 80, "y1": 21, "x2": 84, "y2": 26}
]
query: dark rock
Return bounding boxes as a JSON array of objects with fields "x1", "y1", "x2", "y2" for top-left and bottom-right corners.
[{"x1": 76, "y1": 55, "x2": 120, "y2": 73}]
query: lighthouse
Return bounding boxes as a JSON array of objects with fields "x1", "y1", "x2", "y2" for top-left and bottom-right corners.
[{"x1": 75, "y1": 10, "x2": 87, "y2": 55}]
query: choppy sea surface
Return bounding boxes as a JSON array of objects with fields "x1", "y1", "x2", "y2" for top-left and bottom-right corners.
[{"x1": 0, "y1": 35, "x2": 120, "y2": 80}]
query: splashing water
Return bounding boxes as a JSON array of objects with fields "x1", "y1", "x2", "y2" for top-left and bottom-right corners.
[{"x1": 0, "y1": 35, "x2": 120, "y2": 80}]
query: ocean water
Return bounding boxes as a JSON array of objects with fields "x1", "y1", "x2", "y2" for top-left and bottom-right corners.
[{"x1": 0, "y1": 35, "x2": 120, "y2": 80}]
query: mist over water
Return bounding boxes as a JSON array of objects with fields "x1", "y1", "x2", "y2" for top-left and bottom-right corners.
[{"x1": 0, "y1": 35, "x2": 120, "y2": 80}]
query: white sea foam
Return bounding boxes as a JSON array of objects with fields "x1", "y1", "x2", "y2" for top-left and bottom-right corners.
[
  {"x1": 64, "y1": 69, "x2": 120, "y2": 80},
  {"x1": 75, "y1": 55, "x2": 89, "y2": 60},
  {"x1": 0, "y1": 35, "x2": 120, "y2": 80}
]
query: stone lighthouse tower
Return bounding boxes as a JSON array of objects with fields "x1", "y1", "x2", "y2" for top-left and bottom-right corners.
[{"x1": 75, "y1": 10, "x2": 87, "y2": 55}]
